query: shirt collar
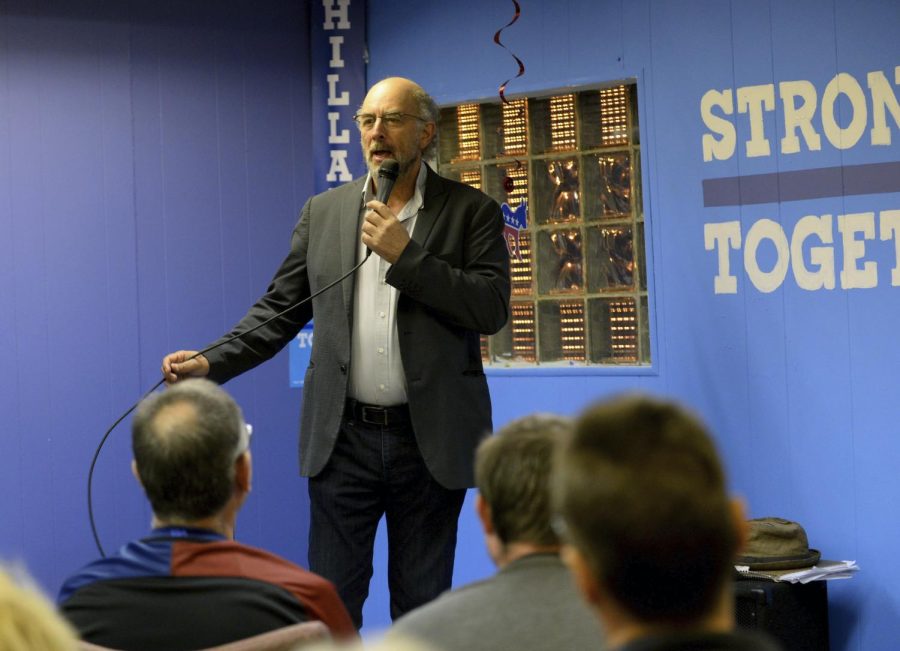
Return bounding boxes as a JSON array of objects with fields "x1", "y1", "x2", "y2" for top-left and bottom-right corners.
[{"x1": 147, "y1": 525, "x2": 227, "y2": 542}]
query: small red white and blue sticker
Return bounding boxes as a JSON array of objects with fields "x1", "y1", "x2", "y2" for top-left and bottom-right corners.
[{"x1": 502, "y1": 200, "x2": 528, "y2": 262}]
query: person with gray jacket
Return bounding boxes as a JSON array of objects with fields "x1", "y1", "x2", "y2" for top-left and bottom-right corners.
[{"x1": 389, "y1": 414, "x2": 604, "y2": 651}]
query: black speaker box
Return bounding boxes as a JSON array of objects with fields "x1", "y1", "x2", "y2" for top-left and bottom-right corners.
[{"x1": 734, "y1": 577, "x2": 830, "y2": 651}]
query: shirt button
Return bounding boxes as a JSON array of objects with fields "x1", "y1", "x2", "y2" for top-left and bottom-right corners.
[
  {"x1": 377, "y1": 347, "x2": 384, "y2": 354},
  {"x1": 379, "y1": 311, "x2": 386, "y2": 318},
  {"x1": 379, "y1": 384, "x2": 386, "y2": 391}
]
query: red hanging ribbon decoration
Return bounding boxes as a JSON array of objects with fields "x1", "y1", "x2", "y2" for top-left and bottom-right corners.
[
  {"x1": 493, "y1": 0, "x2": 526, "y2": 193},
  {"x1": 494, "y1": 0, "x2": 525, "y2": 107}
]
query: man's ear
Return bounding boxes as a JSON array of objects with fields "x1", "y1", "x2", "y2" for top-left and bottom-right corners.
[
  {"x1": 475, "y1": 493, "x2": 494, "y2": 536},
  {"x1": 563, "y1": 544, "x2": 602, "y2": 608},
  {"x1": 730, "y1": 496, "x2": 748, "y2": 555},
  {"x1": 235, "y1": 450, "x2": 252, "y2": 494},
  {"x1": 419, "y1": 122, "x2": 436, "y2": 152},
  {"x1": 131, "y1": 460, "x2": 142, "y2": 486}
]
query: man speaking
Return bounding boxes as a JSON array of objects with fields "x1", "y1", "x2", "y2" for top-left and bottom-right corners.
[{"x1": 162, "y1": 77, "x2": 511, "y2": 628}]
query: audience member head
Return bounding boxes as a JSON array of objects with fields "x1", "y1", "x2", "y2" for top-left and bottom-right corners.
[
  {"x1": 0, "y1": 568, "x2": 77, "y2": 651},
  {"x1": 553, "y1": 394, "x2": 745, "y2": 634},
  {"x1": 131, "y1": 379, "x2": 251, "y2": 529},
  {"x1": 474, "y1": 414, "x2": 572, "y2": 564}
]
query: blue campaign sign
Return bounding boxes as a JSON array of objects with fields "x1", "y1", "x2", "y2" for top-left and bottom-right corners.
[{"x1": 289, "y1": 322, "x2": 314, "y2": 388}]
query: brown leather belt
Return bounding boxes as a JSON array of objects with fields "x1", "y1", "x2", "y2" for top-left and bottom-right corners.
[{"x1": 345, "y1": 399, "x2": 410, "y2": 426}]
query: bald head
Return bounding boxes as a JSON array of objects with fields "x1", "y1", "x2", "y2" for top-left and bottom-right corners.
[
  {"x1": 366, "y1": 77, "x2": 425, "y2": 101},
  {"x1": 131, "y1": 379, "x2": 249, "y2": 522},
  {"x1": 366, "y1": 77, "x2": 435, "y2": 114}
]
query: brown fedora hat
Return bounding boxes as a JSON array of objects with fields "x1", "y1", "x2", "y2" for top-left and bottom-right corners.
[{"x1": 736, "y1": 517, "x2": 821, "y2": 571}]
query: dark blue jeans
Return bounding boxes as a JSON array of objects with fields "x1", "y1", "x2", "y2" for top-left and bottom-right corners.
[{"x1": 307, "y1": 415, "x2": 466, "y2": 629}]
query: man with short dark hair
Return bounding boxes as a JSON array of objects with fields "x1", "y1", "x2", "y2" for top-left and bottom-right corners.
[
  {"x1": 553, "y1": 394, "x2": 781, "y2": 651},
  {"x1": 389, "y1": 414, "x2": 604, "y2": 651},
  {"x1": 58, "y1": 379, "x2": 355, "y2": 651}
]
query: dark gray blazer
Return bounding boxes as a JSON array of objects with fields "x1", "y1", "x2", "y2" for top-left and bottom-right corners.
[{"x1": 205, "y1": 166, "x2": 511, "y2": 489}]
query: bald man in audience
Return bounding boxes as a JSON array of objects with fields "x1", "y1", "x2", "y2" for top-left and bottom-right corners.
[{"x1": 58, "y1": 379, "x2": 355, "y2": 650}]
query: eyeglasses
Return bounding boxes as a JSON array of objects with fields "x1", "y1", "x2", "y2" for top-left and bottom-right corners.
[
  {"x1": 352, "y1": 112, "x2": 425, "y2": 131},
  {"x1": 550, "y1": 514, "x2": 569, "y2": 540},
  {"x1": 236, "y1": 422, "x2": 253, "y2": 458}
]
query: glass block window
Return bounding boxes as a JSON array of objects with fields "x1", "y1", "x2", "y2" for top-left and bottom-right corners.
[{"x1": 438, "y1": 84, "x2": 650, "y2": 367}]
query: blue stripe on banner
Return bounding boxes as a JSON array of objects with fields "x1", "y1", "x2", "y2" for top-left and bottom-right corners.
[
  {"x1": 311, "y1": 0, "x2": 367, "y2": 193},
  {"x1": 702, "y1": 161, "x2": 900, "y2": 207}
]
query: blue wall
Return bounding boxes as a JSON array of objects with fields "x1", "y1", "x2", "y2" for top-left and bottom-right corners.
[
  {"x1": 3, "y1": 1, "x2": 900, "y2": 650},
  {"x1": 0, "y1": 0, "x2": 314, "y2": 593},
  {"x1": 368, "y1": 0, "x2": 900, "y2": 649}
]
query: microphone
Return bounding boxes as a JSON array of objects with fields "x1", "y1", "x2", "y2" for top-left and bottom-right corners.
[
  {"x1": 366, "y1": 159, "x2": 400, "y2": 258},
  {"x1": 376, "y1": 158, "x2": 400, "y2": 204}
]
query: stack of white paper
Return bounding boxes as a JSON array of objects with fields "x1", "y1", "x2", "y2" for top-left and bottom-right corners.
[
  {"x1": 735, "y1": 560, "x2": 859, "y2": 584},
  {"x1": 777, "y1": 560, "x2": 859, "y2": 584}
]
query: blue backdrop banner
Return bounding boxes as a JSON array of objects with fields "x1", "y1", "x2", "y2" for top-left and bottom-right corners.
[
  {"x1": 311, "y1": 0, "x2": 367, "y2": 193},
  {"x1": 299, "y1": 0, "x2": 367, "y2": 387},
  {"x1": 289, "y1": 322, "x2": 316, "y2": 388}
]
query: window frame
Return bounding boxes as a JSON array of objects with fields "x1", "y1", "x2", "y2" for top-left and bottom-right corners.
[{"x1": 437, "y1": 79, "x2": 659, "y2": 376}]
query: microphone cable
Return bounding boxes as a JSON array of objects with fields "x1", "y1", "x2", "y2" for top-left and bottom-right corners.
[{"x1": 88, "y1": 249, "x2": 373, "y2": 557}]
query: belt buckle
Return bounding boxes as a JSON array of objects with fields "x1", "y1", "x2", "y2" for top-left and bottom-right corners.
[{"x1": 361, "y1": 405, "x2": 388, "y2": 426}]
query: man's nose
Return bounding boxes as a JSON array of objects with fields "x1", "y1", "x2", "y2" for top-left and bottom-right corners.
[{"x1": 369, "y1": 116, "x2": 389, "y2": 136}]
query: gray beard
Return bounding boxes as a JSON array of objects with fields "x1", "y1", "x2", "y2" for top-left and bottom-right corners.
[{"x1": 365, "y1": 152, "x2": 420, "y2": 177}]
